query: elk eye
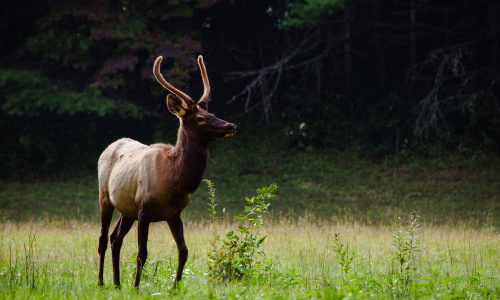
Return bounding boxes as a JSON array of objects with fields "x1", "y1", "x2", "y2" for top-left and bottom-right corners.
[{"x1": 197, "y1": 117, "x2": 205, "y2": 122}]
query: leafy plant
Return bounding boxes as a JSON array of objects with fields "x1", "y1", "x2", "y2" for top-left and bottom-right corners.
[
  {"x1": 205, "y1": 180, "x2": 278, "y2": 282},
  {"x1": 205, "y1": 179, "x2": 219, "y2": 242},
  {"x1": 415, "y1": 267, "x2": 463, "y2": 299},
  {"x1": 392, "y1": 210, "x2": 422, "y2": 289},
  {"x1": 331, "y1": 233, "x2": 357, "y2": 286}
]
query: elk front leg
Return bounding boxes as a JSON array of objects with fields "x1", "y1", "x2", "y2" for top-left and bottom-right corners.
[
  {"x1": 167, "y1": 215, "x2": 188, "y2": 289},
  {"x1": 134, "y1": 210, "x2": 150, "y2": 288},
  {"x1": 97, "y1": 196, "x2": 114, "y2": 286},
  {"x1": 110, "y1": 214, "x2": 134, "y2": 287}
]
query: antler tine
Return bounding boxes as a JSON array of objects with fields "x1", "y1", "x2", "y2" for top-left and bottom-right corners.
[
  {"x1": 198, "y1": 55, "x2": 211, "y2": 104},
  {"x1": 153, "y1": 56, "x2": 195, "y2": 105}
]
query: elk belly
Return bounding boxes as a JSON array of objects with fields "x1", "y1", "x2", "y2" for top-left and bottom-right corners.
[
  {"x1": 108, "y1": 166, "x2": 141, "y2": 219},
  {"x1": 109, "y1": 194, "x2": 139, "y2": 219}
]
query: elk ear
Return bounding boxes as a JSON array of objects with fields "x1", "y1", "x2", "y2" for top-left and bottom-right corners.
[
  {"x1": 198, "y1": 100, "x2": 208, "y2": 110},
  {"x1": 167, "y1": 94, "x2": 187, "y2": 118}
]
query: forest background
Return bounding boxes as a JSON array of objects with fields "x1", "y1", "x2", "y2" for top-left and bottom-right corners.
[
  {"x1": 1, "y1": 0, "x2": 499, "y2": 179},
  {"x1": 0, "y1": 0, "x2": 500, "y2": 226}
]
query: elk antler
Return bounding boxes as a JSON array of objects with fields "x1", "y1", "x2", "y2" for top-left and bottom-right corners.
[
  {"x1": 198, "y1": 55, "x2": 211, "y2": 104},
  {"x1": 153, "y1": 56, "x2": 195, "y2": 107}
]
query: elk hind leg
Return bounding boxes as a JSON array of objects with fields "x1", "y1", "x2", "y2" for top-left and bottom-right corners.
[
  {"x1": 110, "y1": 214, "x2": 134, "y2": 287},
  {"x1": 134, "y1": 209, "x2": 150, "y2": 288},
  {"x1": 97, "y1": 189, "x2": 114, "y2": 286}
]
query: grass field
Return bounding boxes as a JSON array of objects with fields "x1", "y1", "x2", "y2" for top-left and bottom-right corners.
[
  {"x1": 0, "y1": 218, "x2": 498, "y2": 299},
  {"x1": 1, "y1": 147, "x2": 499, "y2": 227},
  {"x1": 1, "y1": 146, "x2": 499, "y2": 298}
]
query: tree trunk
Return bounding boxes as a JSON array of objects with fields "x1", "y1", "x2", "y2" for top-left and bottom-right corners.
[
  {"x1": 407, "y1": 0, "x2": 417, "y2": 87},
  {"x1": 488, "y1": 0, "x2": 500, "y2": 79},
  {"x1": 371, "y1": 0, "x2": 387, "y2": 83},
  {"x1": 344, "y1": 8, "x2": 353, "y2": 97}
]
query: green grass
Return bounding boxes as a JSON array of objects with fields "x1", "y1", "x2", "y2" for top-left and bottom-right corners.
[
  {"x1": 0, "y1": 143, "x2": 499, "y2": 298},
  {"x1": 0, "y1": 218, "x2": 498, "y2": 299},
  {"x1": 0, "y1": 176, "x2": 96, "y2": 222},
  {"x1": 1, "y1": 144, "x2": 498, "y2": 227}
]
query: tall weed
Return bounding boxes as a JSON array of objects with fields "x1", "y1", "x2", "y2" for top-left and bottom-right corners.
[
  {"x1": 204, "y1": 180, "x2": 278, "y2": 282},
  {"x1": 392, "y1": 210, "x2": 421, "y2": 287},
  {"x1": 331, "y1": 233, "x2": 357, "y2": 285}
]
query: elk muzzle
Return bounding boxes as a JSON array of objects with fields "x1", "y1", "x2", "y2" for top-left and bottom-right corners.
[{"x1": 223, "y1": 123, "x2": 237, "y2": 138}]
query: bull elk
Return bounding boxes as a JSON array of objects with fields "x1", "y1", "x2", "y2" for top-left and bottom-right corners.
[{"x1": 97, "y1": 55, "x2": 236, "y2": 289}]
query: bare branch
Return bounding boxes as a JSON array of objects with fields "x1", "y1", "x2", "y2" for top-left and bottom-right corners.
[
  {"x1": 225, "y1": 28, "x2": 331, "y2": 123},
  {"x1": 413, "y1": 44, "x2": 498, "y2": 138}
]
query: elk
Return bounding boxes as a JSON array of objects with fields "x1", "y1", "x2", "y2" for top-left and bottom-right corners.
[{"x1": 97, "y1": 55, "x2": 236, "y2": 289}]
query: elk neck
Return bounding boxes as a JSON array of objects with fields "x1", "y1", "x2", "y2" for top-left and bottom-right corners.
[{"x1": 169, "y1": 125, "x2": 209, "y2": 193}]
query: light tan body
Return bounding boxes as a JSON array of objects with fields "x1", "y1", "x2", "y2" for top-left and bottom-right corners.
[{"x1": 98, "y1": 138, "x2": 191, "y2": 221}]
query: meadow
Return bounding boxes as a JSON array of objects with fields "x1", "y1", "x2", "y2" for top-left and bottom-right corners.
[
  {"x1": 1, "y1": 147, "x2": 499, "y2": 299},
  {"x1": 0, "y1": 216, "x2": 498, "y2": 299}
]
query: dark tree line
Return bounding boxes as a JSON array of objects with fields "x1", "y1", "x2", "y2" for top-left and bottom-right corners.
[{"x1": 1, "y1": 0, "x2": 499, "y2": 178}]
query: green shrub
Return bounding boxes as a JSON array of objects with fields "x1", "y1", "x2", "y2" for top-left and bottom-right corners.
[
  {"x1": 331, "y1": 233, "x2": 357, "y2": 286},
  {"x1": 392, "y1": 210, "x2": 421, "y2": 286},
  {"x1": 204, "y1": 180, "x2": 278, "y2": 282}
]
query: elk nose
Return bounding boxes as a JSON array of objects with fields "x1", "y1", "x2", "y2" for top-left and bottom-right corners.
[{"x1": 229, "y1": 123, "x2": 237, "y2": 131}]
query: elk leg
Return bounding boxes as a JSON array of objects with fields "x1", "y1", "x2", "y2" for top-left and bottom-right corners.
[
  {"x1": 97, "y1": 191, "x2": 114, "y2": 286},
  {"x1": 134, "y1": 210, "x2": 150, "y2": 288},
  {"x1": 110, "y1": 214, "x2": 134, "y2": 287},
  {"x1": 167, "y1": 215, "x2": 188, "y2": 289}
]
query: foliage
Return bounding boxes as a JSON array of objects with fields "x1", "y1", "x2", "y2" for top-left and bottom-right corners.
[
  {"x1": 0, "y1": 67, "x2": 130, "y2": 176},
  {"x1": 24, "y1": 0, "x2": 205, "y2": 88},
  {"x1": 2, "y1": 0, "x2": 500, "y2": 177},
  {"x1": 278, "y1": 0, "x2": 347, "y2": 28},
  {"x1": 392, "y1": 210, "x2": 421, "y2": 285},
  {"x1": 331, "y1": 233, "x2": 356, "y2": 285},
  {"x1": 263, "y1": 0, "x2": 499, "y2": 156},
  {"x1": 205, "y1": 180, "x2": 278, "y2": 282},
  {"x1": 327, "y1": 211, "x2": 497, "y2": 298},
  {"x1": 390, "y1": 210, "x2": 422, "y2": 296},
  {"x1": 0, "y1": 69, "x2": 120, "y2": 117},
  {"x1": 0, "y1": 0, "x2": 216, "y2": 177},
  {"x1": 205, "y1": 179, "x2": 219, "y2": 239}
]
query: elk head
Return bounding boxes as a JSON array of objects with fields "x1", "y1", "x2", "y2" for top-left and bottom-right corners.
[{"x1": 153, "y1": 56, "x2": 236, "y2": 144}]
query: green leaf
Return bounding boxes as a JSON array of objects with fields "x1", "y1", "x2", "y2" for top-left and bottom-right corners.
[
  {"x1": 0, "y1": 69, "x2": 125, "y2": 117},
  {"x1": 439, "y1": 277, "x2": 462, "y2": 284}
]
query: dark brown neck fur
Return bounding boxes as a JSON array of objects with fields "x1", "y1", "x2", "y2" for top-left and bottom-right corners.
[{"x1": 171, "y1": 125, "x2": 209, "y2": 193}]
